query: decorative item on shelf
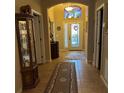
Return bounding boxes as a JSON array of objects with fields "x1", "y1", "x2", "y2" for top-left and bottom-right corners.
[
  {"x1": 20, "y1": 5, "x2": 32, "y2": 15},
  {"x1": 57, "y1": 26, "x2": 61, "y2": 31},
  {"x1": 50, "y1": 32, "x2": 54, "y2": 43},
  {"x1": 49, "y1": 18, "x2": 54, "y2": 42}
]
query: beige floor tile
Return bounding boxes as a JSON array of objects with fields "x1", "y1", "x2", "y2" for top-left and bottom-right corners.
[{"x1": 22, "y1": 51, "x2": 107, "y2": 93}]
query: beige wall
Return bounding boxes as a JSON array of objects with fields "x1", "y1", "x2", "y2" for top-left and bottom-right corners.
[
  {"x1": 52, "y1": 5, "x2": 65, "y2": 49},
  {"x1": 15, "y1": 0, "x2": 43, "y2": 93},
  {"x1": 95, "y1": 0, "x2": 108, "y2": 83},
  {"x1": 15, "y1": 34, "x2": 22, "y2": 93},
  {"x1": 42, "y1": 0, "x2": 89, "y2": 8},
  {"x1": 48, "y1": 7, "x2": 55, "y2": 22}
]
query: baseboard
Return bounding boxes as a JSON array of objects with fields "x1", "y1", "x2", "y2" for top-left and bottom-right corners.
[
  {"x1": 81, "y1": 49, "x2": 85, "y2": 51},
  {"x1": 92, "y1": 59, "x2": 96, "y2": 67},
  {"x1": 100, "y1": 75, "x2": 108, "y2": 88},
  {"x1": 37, "y1": 59, "x2": 45, "y2": 65},
  {"x1": 93, "y1": 51, "x2": 97, "y2": 68},
  {"x1": 87, "y1": 60, "x2": 92, "y2": 64},
  {"x1": 16, "y1": 87, "x2": 22, "y2": 93},
  {"x1": 60, "y1": 49, "x2": 68, "y2": 52},
  {"x1": 45, "y1": 59, "x2": 52, "y2": 63},
  {"x1": 60, "y1": 49, "x2": 85, "y2": 52}
]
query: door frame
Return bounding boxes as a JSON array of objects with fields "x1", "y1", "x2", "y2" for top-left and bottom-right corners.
[
  {"x1": 94, "y1": 4, "x2": 104, "y2": 70},
  {"x1": 32, "y1": 9, "x2": 46, "y2": 64},
  {"x1": 64, "y1": 22, "x2": 83, "y2": 51}
]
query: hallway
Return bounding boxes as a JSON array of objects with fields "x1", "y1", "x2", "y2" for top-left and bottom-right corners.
[
  {"x1": 22, "y1": 51, "x2": 107, "y2": 93},
  {"x1": 15, "y1": 0, "x2": 108, "y2": 92}
]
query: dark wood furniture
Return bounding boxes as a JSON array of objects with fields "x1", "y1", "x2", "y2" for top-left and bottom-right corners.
[
  {"x1": 51, "y1": 41, "x2": 59, "y2": 59},
  {"x1": 16, "y1": 13, "x2": 39, "y2": 89}
]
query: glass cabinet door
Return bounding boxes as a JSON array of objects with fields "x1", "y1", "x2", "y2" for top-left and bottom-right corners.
[
  {"x1": 28, "y1": 19, "x2": 36, "y2": 65},
  {"x1": 18, "y1": 21, "x2": 31, "y2": 67}
]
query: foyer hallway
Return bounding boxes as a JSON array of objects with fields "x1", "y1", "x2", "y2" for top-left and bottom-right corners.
[{"x1": 22, "y1": 51, "x2": 107, "y2": 93}]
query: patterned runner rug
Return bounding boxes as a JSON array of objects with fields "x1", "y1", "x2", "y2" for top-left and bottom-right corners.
[
  {"x1": 44, "y1": 62, "x2": 78, "y2": 93},
  {"x1": 64, "y1": 52, "x2": 86, "y2": 60}
]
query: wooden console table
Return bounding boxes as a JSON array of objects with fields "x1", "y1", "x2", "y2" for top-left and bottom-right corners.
[{"x1": 51, "y1": 41, "x2": 59, "y2": 59}]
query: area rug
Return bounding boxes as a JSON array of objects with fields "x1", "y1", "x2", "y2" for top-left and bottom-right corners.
[
  {"x1": 44, "y1": 62, "x2": 78, "y2": 93},
  {"x1": 64, "y1": 53, "x2": 85, "y2": 60}
]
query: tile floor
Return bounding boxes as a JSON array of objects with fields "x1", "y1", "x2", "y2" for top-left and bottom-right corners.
[{"x1": 22, "y1": 51, "x2": 107, "y2": 93}]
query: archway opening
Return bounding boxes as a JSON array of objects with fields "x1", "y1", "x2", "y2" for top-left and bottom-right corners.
[{"x1": 47, "y1": 3, "x2": 88, "y2": 60}]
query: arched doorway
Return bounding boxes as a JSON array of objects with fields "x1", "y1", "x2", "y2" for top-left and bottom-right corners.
[
  {"x1": 42, "y1": 1, "x2": 95, "y2": 63},
  {"x1": 47, "y1": 3, "x2": 88, "y2": 58}
]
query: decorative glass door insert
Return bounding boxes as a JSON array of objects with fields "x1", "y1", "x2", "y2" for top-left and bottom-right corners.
[
  {"x1": 64, "y1": 23, "x2": 81, "y2": 50},
  {"x1": 71, "y1": 24, "x2": 80, "y2": 47}
]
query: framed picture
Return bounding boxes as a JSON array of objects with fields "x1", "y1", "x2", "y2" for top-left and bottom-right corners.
[{"x1": 57, "y1": 26, "x2": 61, "y2": 31}]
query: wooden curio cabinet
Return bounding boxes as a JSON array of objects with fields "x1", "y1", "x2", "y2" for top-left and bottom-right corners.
[{"x1": 15, "y1": 13, "x2": 39, "y2": 89}]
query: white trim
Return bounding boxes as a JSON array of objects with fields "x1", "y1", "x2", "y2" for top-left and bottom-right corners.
[
  {"x1": 96, "y1": 4, "x2": 104, "y2": 11},
  {"x1": 40, "y1": 13, "x2": 46, "y2": 63},
  {"x1": 45, "y1": 59, "x2": 52, "y2": 63},
  {"x1": 16, "y1": 87, "x2": 22, "y2": 93},
  {"x1": 31, "y1": 9, "x2": 41, "y2": 15},
  {"x1": 100, "y1": 75, "x2": 108, "y2": 88},
  {"x1": 60, "y1": 49, "x2": 68, "y2": 52},
  {"x1": 37, "y1": 59, "x2": 44, "y2": 64}
]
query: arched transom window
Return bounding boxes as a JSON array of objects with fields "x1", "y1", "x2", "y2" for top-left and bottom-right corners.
[{"x1": 64, "y1": 6, "x2": 81, "y2": 19}]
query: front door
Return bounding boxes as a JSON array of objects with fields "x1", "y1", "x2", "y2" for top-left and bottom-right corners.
[{"x1": 64, "y1": 23, "x2": 82, "y2": 50}]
